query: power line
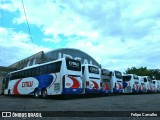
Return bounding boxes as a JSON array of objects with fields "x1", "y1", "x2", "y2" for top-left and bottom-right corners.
[{"x1": 21, "y1": 0, "x2": 36, "y2": 53}]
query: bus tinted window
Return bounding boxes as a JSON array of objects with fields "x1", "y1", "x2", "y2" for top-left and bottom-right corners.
[
  {"x1": 47, "y1": 61, "x2": 62, "y2": 73},
  {"x1": 133, "y1": 74, "x2": 138, "y2": 80},
  {"x1": 115, "y1": 71, "x2": 122, "y2": 79},
  {"x1": 9, "y1": 61, "x2": 62, "y2": 80},
  {"x1": 147, "y1": 77, "x2": 152, "y2": 81},
  {"x1": 123, "y1": 76, "x2": 131, "y2": 81},
  {"x1": 31, "y1": 68, "x2": 36, "y2": 76},
  {"x1": 48, "y1": 64, "x2": 54, "y2": 73},
  {"x1": 153, "y1": 81, "x2": 156, "y2": 84},
  {"x1": 28, "y1": 69, "x2": 32, "y2": 77},
  {"x1": 101, "y1": 69, "x2": 110, "y2": 76},
  {"x1": 24, "y1": 70, "x2": 28, "y2": 78},
  {"x1": 66, "y1": 59, "x2": 81, "y2": 71},
  {"x1": 56, "y1": 61, "x2": 62, "y2": 72},
  {"x1": 89, "y1": 66, "x2": 99, "y2": 74},
  {"x1": 144, "y1": 78, "x2": 147, "y2": 82},
  {"x1": 82, "y1": 66, "x2": 85, "y2": 74}
]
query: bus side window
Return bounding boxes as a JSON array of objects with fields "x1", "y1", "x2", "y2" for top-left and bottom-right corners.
[
  {"x1": 39, "y1": 66, "x2": 43, "y2": 75},
  {"x1": 48, "y1": 63, "x2": 54, "y2": 73},
  {"x1": 14, "y1": 72, "x2": 18, "y2": 79},
  {"x1": 16, "y1": 72, "x2": 20, "y2": 79},
  {"x1": 40, "y1": 65, "x2": 48, "y2": 75},
  {"x1": 10, "y1": 73, "x2": 14, "y2": 80},
  {"x1": 56, "y1": 61, "x2": 62, "y2": 72},
  {"x1": 110, "y1": 71, "x2": 112, "y2": 76},
  {"x1": 28, "y1": 69, "x2": 32, "y2": 77},
  {"x1": 82, "y1": 66, "x2": 85, "y2": 74},
  {"x1": 18, "y1": 70, "x2": 25, "y2": 78},
  {"x1": 24, "y1": 70, "x2": 28, "y2": 78},
  {"x1": 31, "y1": 68, "x2": 36, "y2": 76},
  {"x1": 43, "y1": 65, "x2": 48, "y2": 74},
  {"x1": 35, "y1": 67, "x2": 40, "y2": 76}
]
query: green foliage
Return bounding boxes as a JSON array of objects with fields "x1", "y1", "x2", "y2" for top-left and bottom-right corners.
[{"x1": 125, "y1": 67, "x2": 160, "y2": 80}]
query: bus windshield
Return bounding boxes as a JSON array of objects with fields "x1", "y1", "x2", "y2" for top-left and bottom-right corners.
[
  {"x1": 147, "y1": 77, "x2": 152, "y2": 81},
  {"x1": 152, "y1": 81, "x2": 156, "y2": 84},
  {"x1": 115, "y1": 71, "x2": 122, "y2": 79},
  {"x1": 66, "y1": 58, "x2": 81, "y2": 71},
  {"x1": 133, "y1": 74, "x2": 138, "y2": 80},
  {"x1": 101, "y1": 69, "x2": 110, "y2": 76},
  {"x1": 88, "y1": 66, "x2": 99, "y2": 74},
  {"x1": 123, "y1": 75, "x2": 131, "y2": 81}
]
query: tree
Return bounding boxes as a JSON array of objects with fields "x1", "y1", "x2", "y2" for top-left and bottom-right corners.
[{"x1": 125, "y1": 67, "x2": 160, "y2": 79}]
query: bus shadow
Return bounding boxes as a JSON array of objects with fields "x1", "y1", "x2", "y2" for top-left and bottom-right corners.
[
  {"x1": 2, "y1": 92, "x2": 160, "y2": 100},
  {"x1": 47, "y1": 94, "x2": 107, "y2": 100}
]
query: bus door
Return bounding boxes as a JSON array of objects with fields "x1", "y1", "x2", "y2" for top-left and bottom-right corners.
[
  {"x1": 4, "y1": 76, "x2": 10, "y2": 95},
  {"x1": 4, "y1": 77, "x2": 9, "y2": 90}
]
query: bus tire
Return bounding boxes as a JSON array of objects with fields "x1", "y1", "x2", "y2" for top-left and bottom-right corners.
[
  {"x1": 34, "y1": 88, "x2": 39, "y2": 98},
  {"x1": 41, "y1": 89, "x2": 47, "y2": 98},
  {"x1": 8, "y1": 90, "x2": 11, "y2": 96}
]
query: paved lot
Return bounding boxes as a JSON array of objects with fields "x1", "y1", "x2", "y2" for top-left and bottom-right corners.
[{"x1": 0, "y1": 93, "x2": 160, "y2": 120}]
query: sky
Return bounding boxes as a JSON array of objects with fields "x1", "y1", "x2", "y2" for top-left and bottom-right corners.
[{"x1": 0, "y1": 0, "x2": 160, "y2": 72}]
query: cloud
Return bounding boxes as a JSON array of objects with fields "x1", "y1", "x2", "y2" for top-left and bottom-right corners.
[
  {"x1": 43, "y1": 38, "x2": 61, "y2": 43},
  {"x1": 2, "y1": 0, "x2": 160, "y2": 71},
  {"x1": 0, "y1": 27, "x2": 50, "y2": 66}
]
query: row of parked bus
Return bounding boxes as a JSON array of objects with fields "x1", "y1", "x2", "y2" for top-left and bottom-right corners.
[{"x1": 2, "y1": 58, "x2": 160, "y2": 98}]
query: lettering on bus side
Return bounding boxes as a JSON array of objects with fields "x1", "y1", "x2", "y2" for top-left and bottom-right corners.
[{"x1": 22, "y1": 81, "x2": 33, "y2": 87}]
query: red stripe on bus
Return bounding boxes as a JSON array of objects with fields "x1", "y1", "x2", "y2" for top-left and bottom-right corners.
[
  {"x1": 13, "y1": 79, "x2": 21, "y2": 95},
  {"x1": 91, "y1": 80, "x2": 99, "y2": 90},
  {"x1": 105, "y1": 83, "x2": 109, "y2": 90},
  {"x1": 118, "y1": 83, "x2": 122, "y2": 89},
  {"x1": 68, "y1": 76, "x2": 80, "y2": 88}
]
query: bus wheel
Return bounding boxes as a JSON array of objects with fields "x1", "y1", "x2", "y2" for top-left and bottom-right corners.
[
  {"x1": 34, "y1": 89, "x2": 39, "y2": 98},
  {"x1": 41, "y1": 89, "x2": 47, "y2": 98},
  {"x1": 8, "y1": 90, "x2": 11, "y2": 96}
]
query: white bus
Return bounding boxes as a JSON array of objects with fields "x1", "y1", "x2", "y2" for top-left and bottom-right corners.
[
  {"x1": 82, "y1": 64, "x2": 102, "y2": 94},
  {"x1": 152, "y1": 80, "x2": 160, "y2": 92},
  {"x1": 4, "y1": 58, "x2": 83, "y2": 98},
  {"x1": 110, "y1": 70, "x2": 123, "y2": 93},
  {"x1": 143, "y1": 76, "x2": 154, "y2": 93},
  {"x1": 100, "y1": 69, "x2": 111, "y2": 94},
  {"x1": 138, "y1": 76, "x2": 146, "y2": 93},
  {"x1": 122, "y1": 74, "x2": 139, "y2": 93}
]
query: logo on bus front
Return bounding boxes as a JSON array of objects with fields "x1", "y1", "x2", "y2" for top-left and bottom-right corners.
[{"x1": 69, "y1": 61, "x2": 79, "y2": 67}]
